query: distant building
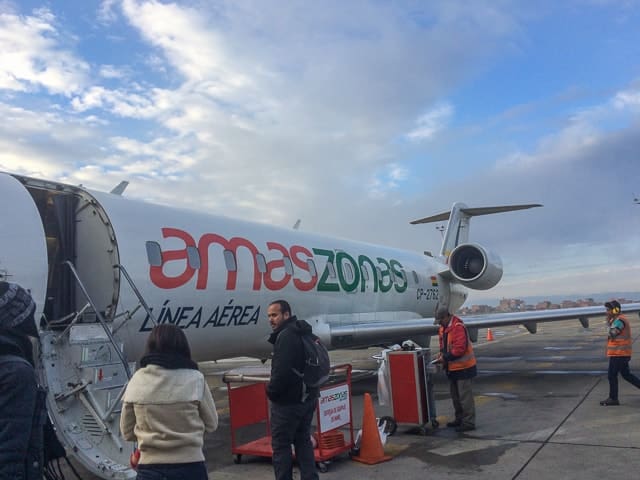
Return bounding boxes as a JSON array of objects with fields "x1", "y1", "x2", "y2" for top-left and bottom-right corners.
[{"x1": 460, "y1": 295, "x2": 638, "y2": 316}]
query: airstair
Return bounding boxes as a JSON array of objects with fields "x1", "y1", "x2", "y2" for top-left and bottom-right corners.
[{"x1": 37, "y1": 262, "x2": 156, "y2": 479}]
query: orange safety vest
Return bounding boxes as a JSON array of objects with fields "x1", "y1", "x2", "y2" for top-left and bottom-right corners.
[
  {"x1": 440, "y1": 316, "x2": 477, "y2": 371},
  {"x1": 607, "y1": 314, "x2": 632, "y2": 357}
]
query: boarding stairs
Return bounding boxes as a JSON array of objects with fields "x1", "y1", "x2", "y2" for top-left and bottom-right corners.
[{"x1": 37, "y1": 262, "x2": 156, "y2": 479}]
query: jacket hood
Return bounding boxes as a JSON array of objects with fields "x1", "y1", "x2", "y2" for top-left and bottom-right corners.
[{"x1": 291, "y1": 319, "x2": 313, "y2": 335}]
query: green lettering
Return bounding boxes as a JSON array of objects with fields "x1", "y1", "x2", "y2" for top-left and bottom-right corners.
[
  {"x1": 313, "y1": 248, "x2": 340, "y2": 292},
  {"x1": 336, "y1": 252, "x2": 359, "y2": 292},
  {"x1": 390, "y1": 259, "x2": 407, "y2": 293},
  {"x1": 376, "y1": 258, "x2": 393, "y2": 292},
  {"x1": 358, "y1": 255, "x2": 378, "y2": 292}
]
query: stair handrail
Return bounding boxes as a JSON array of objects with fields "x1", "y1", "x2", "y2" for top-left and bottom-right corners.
[
  {"x1": 63, "y1": 261, "x2": 132, "y2": 379},
  {"x1": 113, "y1": 264, "x2": 158, "y2": 328}
]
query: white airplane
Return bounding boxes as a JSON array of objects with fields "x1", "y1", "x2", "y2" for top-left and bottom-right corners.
[{"x1": 2, "y1": 171, "x2": 638, "y2": 479}]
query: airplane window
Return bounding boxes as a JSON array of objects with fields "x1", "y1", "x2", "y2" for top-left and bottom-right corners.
[
  {"x1": 145, "y1": 241, "x2": 162, "y2": 267},
  {"x1": 327, "y1": 262, "x2": 337, "y2": 278},
  {"x1": 283, "y1": 257, "x2": 294, "y2": 275},
  {"x1": 186, "y1": 246, "x2": 201, "y2": 269},
  {"x1": 306, "y1": 259, "x2": 317, "y2": 277},
  {"x1": 412, "y1": 271, "x2": 419, "y2": 284},
  {"x1": 223, "y1": 250, "x2": 237, "y2": 271},
  {"x1": 256, "y1": 253, "x2": 267, "y2": 273}
]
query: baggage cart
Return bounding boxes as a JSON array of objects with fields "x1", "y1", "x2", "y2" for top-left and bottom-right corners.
[
  {"x1": 223, "y1": 364, "x2": 355, "y2": 472},
  {"x1": 386, "y1": 348, "x2": 438, "y2": 434}
]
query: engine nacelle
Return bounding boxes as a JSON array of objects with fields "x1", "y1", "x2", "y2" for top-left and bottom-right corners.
[{"x1": 448, "y1": 243, "x2": 503, "y2": 290}]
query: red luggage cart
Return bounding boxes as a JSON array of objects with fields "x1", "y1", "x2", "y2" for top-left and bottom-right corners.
[
  {"x1": 223, "y1": 364, "x2": 355, "y2": 472},
  {"x1": 386, "y1": 348, "x2": 438, "y2": 434}
]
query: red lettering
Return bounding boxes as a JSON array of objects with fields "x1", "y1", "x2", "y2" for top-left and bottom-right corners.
[
  {"x1": 197, "y1": 234, "x2": 262, "y2": 290},
  {"x1": 150, "y1": 228, "x2": 197, "y2": 289},
  {"x1": 263, "y1": 242, "x2": 292, "y2": 291},
  {"x1": 290, "y1": 245, "x2": 317, "y2": 291}
]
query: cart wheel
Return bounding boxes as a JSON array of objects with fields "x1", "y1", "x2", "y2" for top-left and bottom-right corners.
[
  {"x1": 378, "y1": 415, "x2": 397, "y2": 436},
  {"x1": 234, "y1": 454, "x2": 242, "y2": 464},
  {"x1": 431, "y1": 419, "x2": 440, "y2": 429},
  {"x1": 317, "y1": 461, "x2": 329, "y2": 473}
]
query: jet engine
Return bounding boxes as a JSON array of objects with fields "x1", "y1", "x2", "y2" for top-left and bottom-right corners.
[{"x1": 448, "y1": 243, "x2": 502, "y2": 290}]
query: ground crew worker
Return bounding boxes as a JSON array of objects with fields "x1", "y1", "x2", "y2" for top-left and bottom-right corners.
[
  {"x1": 434, "y1": 307, "x2": 477, "y2": 432},
  {"x1": 600, "y1": 300, "x2": 640, "y2": 406}
]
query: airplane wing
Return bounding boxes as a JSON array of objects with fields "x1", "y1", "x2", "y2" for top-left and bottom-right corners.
[
  {"x1": 460, "y1": 303, "x2": 640, "y2": 340},
  {"x1": 320, "y1": 303, "x2": 640, "y2": 348}
]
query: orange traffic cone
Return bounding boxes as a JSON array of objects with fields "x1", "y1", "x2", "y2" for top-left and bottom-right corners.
[
  {"x1": 486, "y1": 328, "x2": 494, "y2": 341},
  {"x1": 352, "y1": 393, "x2": 392, "y2": 465}
]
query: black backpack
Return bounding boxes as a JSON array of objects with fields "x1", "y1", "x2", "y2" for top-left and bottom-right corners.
[{"x1": 292, "y1": 332, "x2": 330, "y2": 401}]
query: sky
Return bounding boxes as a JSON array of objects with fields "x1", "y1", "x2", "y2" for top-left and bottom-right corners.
[{"x1": 0, "y1": 0, "x2": 639, "y2": 304}]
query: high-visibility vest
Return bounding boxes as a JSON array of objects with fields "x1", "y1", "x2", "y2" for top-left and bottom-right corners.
[
  {"x1": 607, "y1": 314, "x2": 632, "y2": 357},
  {"x1": 442, "y1": 316, "x2": 477, "y2": 371}
]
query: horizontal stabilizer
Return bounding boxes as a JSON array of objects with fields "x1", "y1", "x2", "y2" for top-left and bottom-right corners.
[{"x1": 410, "y1": 203, "x2": 542, "y2": 225}]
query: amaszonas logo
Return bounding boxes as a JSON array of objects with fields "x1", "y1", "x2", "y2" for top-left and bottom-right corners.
[{"x1": 147, "y1": 227, "x2": 408, "y2": 294}]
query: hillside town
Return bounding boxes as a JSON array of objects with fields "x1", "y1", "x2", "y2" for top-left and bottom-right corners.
[{"x1": 459, "y1": 297, "x2": 638, "y2": 315}]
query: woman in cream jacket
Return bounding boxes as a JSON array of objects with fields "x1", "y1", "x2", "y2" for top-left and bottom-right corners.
[{"x1": 120, "y1": 324, "x2": 218, "y2": 480}]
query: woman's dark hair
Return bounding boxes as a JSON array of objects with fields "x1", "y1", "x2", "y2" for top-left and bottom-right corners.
[{"x1": 143, "y1": 324, "x2": 192, "y2": 359}]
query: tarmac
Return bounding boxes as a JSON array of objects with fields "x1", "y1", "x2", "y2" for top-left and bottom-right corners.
[{"x1": 65, "y1": 315, "x2": 640, "y2": 480}]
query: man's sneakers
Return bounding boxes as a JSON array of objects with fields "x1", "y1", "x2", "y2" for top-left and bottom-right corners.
[
  {"x1": 600, "y1": 398, "x2": 620, "y2": 406},
  {"x1": 446, "y1": 420, "x2": 461, "y2": 427}
]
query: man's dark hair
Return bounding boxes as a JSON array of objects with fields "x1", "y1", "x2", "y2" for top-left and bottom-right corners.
[
  {"x1": 269, "y1": 299, "x2": 291, "y2": 316},
  {"x1": 143, "y1": 324, "x2": 192, "y2": 360}
]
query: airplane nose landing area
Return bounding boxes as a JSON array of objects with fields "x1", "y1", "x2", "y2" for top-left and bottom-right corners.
[{"x1": 0, "y1": 173, "x2": 48, "y2": 310}]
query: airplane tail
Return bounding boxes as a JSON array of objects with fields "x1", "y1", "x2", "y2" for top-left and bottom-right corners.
[{"x1": 410, "y1": 203, "x2": 542, "y2": 261}]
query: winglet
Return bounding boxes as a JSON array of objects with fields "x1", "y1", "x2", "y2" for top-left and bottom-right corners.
[{"x1": 110, "y1": 181, "x2": 129, "y2": 196}]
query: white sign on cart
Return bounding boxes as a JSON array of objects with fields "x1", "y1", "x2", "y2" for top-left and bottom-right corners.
[{"x1": 318, "y1": 384, "x2": 351, "y2": 432}]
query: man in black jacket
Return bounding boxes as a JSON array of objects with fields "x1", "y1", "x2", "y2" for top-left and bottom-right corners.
[
  {"x1": 267, "y1": 300, "x2": 319, "y2": 480},
  {"x1": 0, "y1": 282, "x2": 45, "y2": 480}
]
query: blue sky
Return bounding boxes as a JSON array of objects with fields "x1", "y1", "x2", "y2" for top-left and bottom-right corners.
[{"x1": 1, "y1": 0, "x2": 639, "y2": 303}]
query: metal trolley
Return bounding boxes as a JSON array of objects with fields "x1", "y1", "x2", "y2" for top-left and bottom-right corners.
[
  {"x1": 223, "y1": 364, "x2": 355, "y2": 473},
  {"x1": 386, "y1": 348, "x2": 438, "y2": 434}
]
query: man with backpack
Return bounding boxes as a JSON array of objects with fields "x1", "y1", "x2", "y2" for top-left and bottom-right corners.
[{"x1": 267, "y1": 300, "x2": 320, "y2": 480}]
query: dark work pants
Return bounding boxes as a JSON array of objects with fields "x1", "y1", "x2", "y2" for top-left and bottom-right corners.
[
  {"x1": 608, "y1": 356, "x2": 640, "y2": 401},
  {"x1": 270, "y1": 398, "x2": 319, "y2": 480},
  {"x1": 449, "y1": 378, "x2": 476, "y2": 427},
  {"x1": 136, "y1": 461, "x2": 208, "y2": 480}
]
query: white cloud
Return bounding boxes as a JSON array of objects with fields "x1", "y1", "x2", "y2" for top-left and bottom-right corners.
[
  {"x1": 0, "y1": 8, "x2": 89, "y2": 95},
  {"x1": 613, "y1": 87, "x2": 640, "y2": 110},
  {"x1": 368, "y1": 162, "x2": 410, "y2": 198},
  {"x1": 121, "y1": 0, "x2": 252, "y2": 90},
  {"x1": 98, "y1": 0, "x2": 120, "y2": 25},
  {"x1": 99, "y1": 65, "x2": 127, "y2": 79},
  {"x1": 406, "y1": 103, "x2": 454, "y2": 141}
]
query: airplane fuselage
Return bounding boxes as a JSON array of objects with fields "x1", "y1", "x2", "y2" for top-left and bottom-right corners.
[{"x1": 1, "y1": 172, "x2": 452, "y2": 362}]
